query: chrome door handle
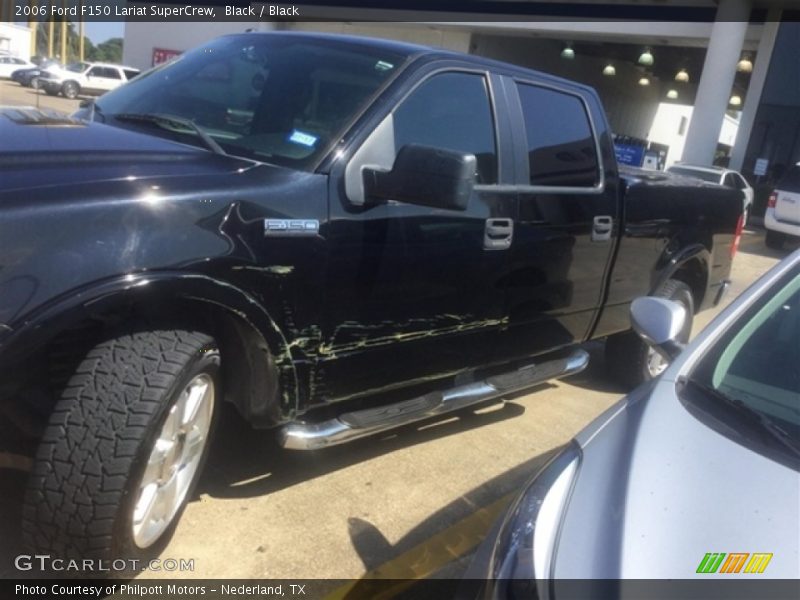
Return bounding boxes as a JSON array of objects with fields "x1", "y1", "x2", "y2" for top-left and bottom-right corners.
[
  {"x1": 592, "y1": 215, "x2": 613, "y2": 242},
  {"x1": 484, "y1": 218, "x2": 513, "y2": 250}
]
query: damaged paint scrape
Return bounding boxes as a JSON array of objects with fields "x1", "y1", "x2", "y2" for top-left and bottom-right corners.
[
  {"x1": 288, "y1": 314, "x2": 508, "y2": 360},
  {"x1": 233, "y1": 265, "x2": 295, "y2": 275}
]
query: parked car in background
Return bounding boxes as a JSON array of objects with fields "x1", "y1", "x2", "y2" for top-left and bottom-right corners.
[
  {"x1": 10, "y1": 59, "x2": 63, "y2": 89},
  {"x1": 0, "y1": 56, "x2": 35, "y2": 79},
  {"x1": 765, "y1": 163, "x2": 800, "y2": 250},
  {"x1": 667, "y1": 163, "x2": 754, "y2": 225},
  {"x1": 39, "y1": 61, "x2": 140, "y2": 99},
  {"x1": 465, "y1": 249, "x2": 800, "y2": 593}
]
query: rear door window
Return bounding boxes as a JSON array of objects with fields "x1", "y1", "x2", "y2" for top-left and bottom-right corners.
[{"x1": 515, "y1": 83, "x2": 599, "y2": 187}]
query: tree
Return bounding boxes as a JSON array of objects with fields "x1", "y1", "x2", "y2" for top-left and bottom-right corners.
[{"x1": 89, "y1": 38, "x2": 123, "y2": 63}]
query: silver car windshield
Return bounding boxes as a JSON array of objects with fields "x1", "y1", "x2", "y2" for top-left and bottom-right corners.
[
  {"x1": 94, "y1": 35, "x2": 406, "y2": 169},
  {"x1": 689, "y1": 266, "x2": 800, "y2": 456}
]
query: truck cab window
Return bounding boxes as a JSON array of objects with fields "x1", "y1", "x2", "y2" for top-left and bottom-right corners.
[
  {"x1": 393, "y1": 72, "x2": 498, "y2": 184},
  {"x1": 516, "y1": 83, "x2": 599, "y2": 188}
]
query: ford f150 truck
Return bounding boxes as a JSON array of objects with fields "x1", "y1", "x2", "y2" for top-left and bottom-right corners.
[{"x1": 0, "y1": 32, "x2": 743, "y2": 561}]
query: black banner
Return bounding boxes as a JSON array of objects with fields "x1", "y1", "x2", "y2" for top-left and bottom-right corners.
[
  {"x1": 5, "y1": 0, "x2": 797, "y2": 23},
  {"x1": 4, "y1": 579, "x2": 800, "y2": 600}
]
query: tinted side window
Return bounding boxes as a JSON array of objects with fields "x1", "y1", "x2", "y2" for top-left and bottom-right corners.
[
  {"x1": 123, "y1": 69, "x2": 140, "y2": 80},
  {"x1": 393, "y1": 72, "x2": 497, "y2": 184},
  {"x1": 517, "y1": 83, "x2": 599, "y2": 187},
  {"x1": 777, "y1": 165, "x2": 800, "y2": 192},
  {"x1": 723, "y1": 173, "x2": 736, "y2": 188}
]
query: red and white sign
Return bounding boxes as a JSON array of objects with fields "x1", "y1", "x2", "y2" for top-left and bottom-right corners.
[{"x1": 152, "y1": 48, "x2": 182, "y2": 66}]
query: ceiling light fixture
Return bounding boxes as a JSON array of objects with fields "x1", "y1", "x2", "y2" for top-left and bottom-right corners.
[
  {"x1": 666, "y1": 89, "x2": 679, "y2": 99},
  {"x1": 602, "y1": 64, "x2": 616, "y2": 76},
  {"x1": 675, "y1": 69, "x2": 690, "y2": 83},
  {"x1": 730, "y1": 94, "x2": 742, "y2": 106},
  {"x1": 561, "y1": 44, "x2": 575, "y2": 59},
  {"x1": 638, "y1": 48, "x2": 654, "y2": 66},
  {"x1": 638, "y1": 76, "x2": 650, "y2": 86},
  {"x1": 737, "y1": 53, "x2": 753, "y2": 73}
]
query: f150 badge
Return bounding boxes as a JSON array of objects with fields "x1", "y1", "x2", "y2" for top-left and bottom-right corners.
[{"x1": 264, "y1": 219, "x2": 320, "y2": 237}]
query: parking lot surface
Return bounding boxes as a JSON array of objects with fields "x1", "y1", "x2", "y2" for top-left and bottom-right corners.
[
  {"x1": 0, "y1": 79, "x2": 793, "y2": 582},
  {"x1": 0, "y1": 79, "x2": 80, "y2": 113}
]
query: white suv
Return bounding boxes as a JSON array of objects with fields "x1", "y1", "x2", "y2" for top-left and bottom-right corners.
[
  {"x1": 765, "y1": 163, "x2": 800, "y2": 249},
  {"x1": 40, "y1": 62, "x2": 140, "y2": 99}
]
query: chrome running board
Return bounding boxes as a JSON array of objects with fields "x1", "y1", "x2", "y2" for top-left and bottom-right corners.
[{"x1": 279, "y1": 349, "x2": 589, "y2": 450}]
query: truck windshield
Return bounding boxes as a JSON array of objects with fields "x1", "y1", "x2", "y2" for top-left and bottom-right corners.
[{"x1": 94, "y1": 34, "x2": 406, "y2": 168}]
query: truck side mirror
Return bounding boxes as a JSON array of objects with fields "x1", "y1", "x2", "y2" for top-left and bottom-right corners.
[
  {"x1": 363, "y1": 144, "x2": 476, "y2": 211},
  {"x1": 630, "y1": 297, "x2": 687, "y2": 361}
]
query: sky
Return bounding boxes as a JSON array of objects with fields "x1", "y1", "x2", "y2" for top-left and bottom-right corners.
[{"x1": 84, "y1": 22, "x2": 125, "y2": 44}]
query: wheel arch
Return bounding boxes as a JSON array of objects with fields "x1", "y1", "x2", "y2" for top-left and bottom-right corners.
[
  {"x1": 0, "y1": 272, "x2": 298, "y2": 428},
  {"x1": 650, "y1": 243, "x2": 710, "y2": 313}
]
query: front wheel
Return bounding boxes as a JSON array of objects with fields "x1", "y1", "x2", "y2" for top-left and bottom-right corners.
[
  {"x1": 605, "y1": 279, "x2": 694, "y2": 389},
  {"x1": 23, "y1": 328, "x2": 220, "y2": 561},
  {"x1": 61, "y1": 81, "x2": 79, "y2": 99}
]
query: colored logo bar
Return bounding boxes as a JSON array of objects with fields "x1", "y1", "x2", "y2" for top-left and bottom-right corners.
[{"x1": 696, "y1": 553, "x2": 773, "y2": 574}]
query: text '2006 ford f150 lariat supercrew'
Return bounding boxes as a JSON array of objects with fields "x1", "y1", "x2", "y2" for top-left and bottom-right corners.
[{"x1": 0, "y1": 32, "x2": 744, "y2": 561}]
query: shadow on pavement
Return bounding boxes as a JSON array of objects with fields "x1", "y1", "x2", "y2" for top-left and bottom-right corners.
[
  {"x1": 339, "y1": 449, "x2": 560, "y2": 598},
  {"x1": 198, "y1": 396, "x2": 531, "y2": 500}
]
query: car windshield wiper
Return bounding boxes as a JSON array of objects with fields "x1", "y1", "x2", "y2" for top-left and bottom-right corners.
[
  {"x1": 113, "y1": 112, "x2": 227, "y2": 156},
  {"x1": 685, "y1": 377, "x2": 800, "y2": 458}
]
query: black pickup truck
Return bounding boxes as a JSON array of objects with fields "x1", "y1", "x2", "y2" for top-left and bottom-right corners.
[{"x1": 0, "y1": 32, "x2": 743, "y2": 561}]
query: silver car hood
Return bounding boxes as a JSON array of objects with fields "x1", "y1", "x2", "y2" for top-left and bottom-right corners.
[{"x1": 554, "y1": 379, "x2": 800, "y2": 579}]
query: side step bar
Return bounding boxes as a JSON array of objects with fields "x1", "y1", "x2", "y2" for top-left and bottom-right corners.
[{"x1": 279, "y1": 349, "x2": 589, "y2": 450}]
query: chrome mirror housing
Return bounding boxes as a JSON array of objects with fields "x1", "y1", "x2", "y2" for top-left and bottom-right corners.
[{"x1": 630, "y1": 296, "x2": 687, "y2": 360}]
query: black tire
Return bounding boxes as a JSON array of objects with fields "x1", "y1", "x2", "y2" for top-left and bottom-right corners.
[
  {"x1": 605, "y1": 279, "x2": 694, "y2": 389},
  {"x1": 62, "y1": 81, "x2": 79, "y2": 99},
  {"x1": 23, "y1": 327, "x2": 220, "y2": 563},
  {"x1": 29, "y1": 77, "x2": 40, "y2": 90},
  {"x1": 765, "y1": 229, "x2": 785, "y2": 250}
]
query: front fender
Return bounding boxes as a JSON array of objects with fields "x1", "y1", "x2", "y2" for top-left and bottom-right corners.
[{"x1": 0, "y1": 271, "x2": 298, "y2": 424}]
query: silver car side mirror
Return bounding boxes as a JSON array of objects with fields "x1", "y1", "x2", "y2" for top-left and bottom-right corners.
[{"x1": 630, "y1": 297, "x2": 687, "y2": 360}]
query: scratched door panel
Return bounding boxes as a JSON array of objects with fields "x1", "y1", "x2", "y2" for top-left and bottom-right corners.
[
  {"x1": 316, "y1": 70, "x2": 517, "y2": 403},
  {"x1": 319, "y1": 190, "x2": 515, "y2": 402}
]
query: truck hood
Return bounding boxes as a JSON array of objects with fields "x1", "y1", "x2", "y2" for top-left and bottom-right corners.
[
  {"x1": 556, "y1": 380, "x2": 799, "y2": 579},
  {"x1": 0, "y1": 107, "x2": 255, "y2": 193}
]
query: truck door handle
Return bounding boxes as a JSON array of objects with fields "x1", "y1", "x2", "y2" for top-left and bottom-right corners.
[
  {"x1": 484, "y1": 218, "x2": 513, "y2": 250},
  {"x1": 592, "y1": 215, "x2": 613, "y2": 242}
]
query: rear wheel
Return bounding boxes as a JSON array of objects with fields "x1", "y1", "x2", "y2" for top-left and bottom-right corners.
[
  {"x1": 605, "y1": 279, "x2": 694, "y2": 389},
  {"x1": 765, "y1": 229, "x2": 785, "y2": 250},
  {"x1": 62, "y1": 81, "x2": 79, "y2": 99},
  {"x1": 29, "y1": 77, "x2": 40, "y2": 90},
  {"x1": 23, "y1": 327, "x2": 220, "y2": 561}
]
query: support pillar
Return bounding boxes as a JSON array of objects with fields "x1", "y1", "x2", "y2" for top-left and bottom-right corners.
[
  {"x1": 681, "y1": 0, "x2": 752, "y2": 166},
  {"x1": 729, "y1": 11, "x2": 781, "y2": 172}
]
